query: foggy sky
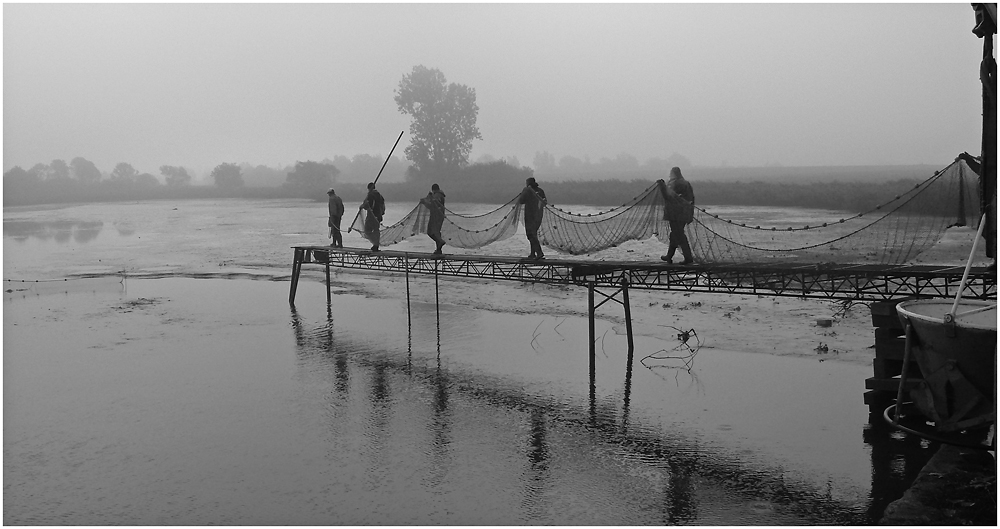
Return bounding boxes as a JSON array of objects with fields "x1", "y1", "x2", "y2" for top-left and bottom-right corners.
[{"x1": 2, "y1": 3, "x2": 989, "y2": 176}]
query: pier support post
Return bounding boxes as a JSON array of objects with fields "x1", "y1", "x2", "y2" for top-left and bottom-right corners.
[
  {"x1": 289, "y1": 248, "x2": 304, "y2": 305},
  {"x1": 588, "y1": 281, "x2": 596, "y2": 382},
  {"x1": 621, "y1": 277, "x2": 634, "y2": 363},
  {"x1": 325, "y1": 261, "x2": 331, "y2": 304}
]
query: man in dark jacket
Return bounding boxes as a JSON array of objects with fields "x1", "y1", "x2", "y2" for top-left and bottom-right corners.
[
  {"x1": 660, "y1": 167, "x2": 695, "y2": 264},
  {"x1": 327, "y1": 188, "x2": 345, "y2": 248},
  {"x1": 420, "y1": 183, "x2": 447, "y2": 255},
  {"x1": 360, "y1": 182, "x2": 385, "y2": 251},
  {"x1": 519, "y1": 177, "x2": 547, "y2": 260}
]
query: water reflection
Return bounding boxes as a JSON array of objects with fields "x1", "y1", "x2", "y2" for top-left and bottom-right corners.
[
  {"x1": 665, "y1": 458, "x2": 697, "y2": 524},
  {"x1": 3, "y1": 219, "x2": 104, "y2": 243},
  {"x1": 863, "y1": 415, "x2": 937, "y2": 521},
  {"x1": 426, "y1": 356, "x2": 453, "y2": 491},
  {"x1": 287, "y1": 302, "x2": 939, "y2": 524},
  {"x1": 521, "y1": 408, "x2": 550, "y2": 519}
]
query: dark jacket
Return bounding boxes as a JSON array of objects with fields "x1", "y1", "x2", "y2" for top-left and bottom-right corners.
[
  {"x1": 362, "y1": 189, "x2": 385, "y2": 222},
  {"x1": 328, "y1": 194, "x2": 345, "y2": 219},
  {"x1": 519, "y1": 184, "x2": 547, "y2": 233},
  {"x1": 421, "y1": 189, "x2": 446, "y2": 235},
  {"x1": 661, "y1": 176, "x2": 695, "y2": 224}
]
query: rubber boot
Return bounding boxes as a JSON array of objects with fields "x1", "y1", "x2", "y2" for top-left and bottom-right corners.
[
  {"x1": 530, "y1": 238, "x2": 544, "y2": 260},
  {"x1": 680, "y1": 239, "x2": 693, "y2": 265},
  {"x1": 661, "y1": 245, "x2": 676, "y2": 263}
]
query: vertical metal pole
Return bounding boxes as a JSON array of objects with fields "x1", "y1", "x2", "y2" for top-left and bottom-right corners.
[
  {"x1": 405, "y1": 255, "x2": 411, "y2": 332},
  {"x1": 289, "y1": 248, "x2": 302, "y2": 305},
  {"x1": 325, "y1": 262, "x2": 331, "y2": 304},
  {"x1": 588, "y1": 281, "x2": 596, "y2": 382},
  {"x1": 621, "y1": 277, "x2": 634, "y2": 364}
]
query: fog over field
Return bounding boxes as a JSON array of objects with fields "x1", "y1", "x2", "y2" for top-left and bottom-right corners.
[{"x1": 3, "y1": 3, "x2": 986, "y2": 181}]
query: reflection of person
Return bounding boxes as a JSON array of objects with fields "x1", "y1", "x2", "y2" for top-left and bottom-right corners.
[
  {"x1": 327, "y1": 188, "x2": 345, "y2": 248},
  {"x1": 518, "y1": 177, "x2": 547, "y2": 260},
  {"x1": 360, "y1": 182, "x2": 385, "y2": 251},
  {"x1": 660, "y1": 167, "x2": 695, "y2": 265},
  {"x1": 419, "y1": 183, "x2": 447, "y2": 255}
]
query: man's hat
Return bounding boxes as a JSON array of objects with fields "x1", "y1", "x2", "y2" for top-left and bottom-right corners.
[
  {"x1": 367, "y1": 182, "x2": 376, "y2": 189},
  {"x1": 327, "y1": 188, "x2": 336, "y2": 195}
]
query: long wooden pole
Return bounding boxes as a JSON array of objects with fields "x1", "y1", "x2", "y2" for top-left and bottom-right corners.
[{"x1": 348, "y1": 130, "x2": 405, "y2": 234}]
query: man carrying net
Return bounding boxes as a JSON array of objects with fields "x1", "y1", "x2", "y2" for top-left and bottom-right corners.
[
  {"x1": 519, "y1": 177, "x2": 548, "y2": 260},
  {"x1": 419, "y1": 183, "x2": 447, "y2": 255},
  {"x1": 660, "y1": 167, "x2": 695, "y2": 265}
]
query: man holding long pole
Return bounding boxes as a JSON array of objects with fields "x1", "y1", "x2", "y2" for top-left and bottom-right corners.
[{"x1": 347, "y1": 131, "x2": 404, "y2": 251}]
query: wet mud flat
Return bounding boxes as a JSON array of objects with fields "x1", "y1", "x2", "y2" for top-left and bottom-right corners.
[{"x1": 5, "y1": 275, "x2": 961, "y2": 524}]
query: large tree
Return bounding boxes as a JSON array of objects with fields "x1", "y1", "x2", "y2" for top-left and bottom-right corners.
[
  {"x1": 394, "y1": 65, "x2": 482, "y2": 175},
  {"x1": 71, "y1": 157, "x2": 102, "y2": 184},
  {"x1": 160, "y1": 165, "x2": 192, "y2": 186},
  {"x1": 110, "y1": 162, "x2": 139, "y2": 184},
  {"x1": 48, "y1": 159, "x2": 71, "y2": 182},
  {"x1": 210, "y1": 163, "x2": 244, "y2": 189}
]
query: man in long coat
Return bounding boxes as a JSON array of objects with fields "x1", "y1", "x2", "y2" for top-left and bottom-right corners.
[
  {"x1": 360, "y1": 182, "x2": 385, "y2": 251},
  {"x1": 660, "y1": 167, "x2": 695, "y2": 265},
  {"x1": 519, "y1": 177, "x2": 547, "y2": 260},
  {"x1": 327, "y1": 188, "x2": 345, "y2": 248},
  {"x1": 420, "y1": 183, "x2": 447, "y2": 254}
]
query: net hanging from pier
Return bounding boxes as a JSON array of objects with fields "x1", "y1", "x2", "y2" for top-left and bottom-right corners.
[
  {"x1": 351, "y1": 196, "x2": 524, "y2": 249},
  {"x1": 680, "y1": 159, "x2": 977, "y2": 265},
  {"x1": 350, "y1": 159, "x2": 977, "y2": 265}
]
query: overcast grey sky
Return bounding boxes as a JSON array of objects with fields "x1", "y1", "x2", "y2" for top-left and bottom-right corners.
[{"x1": 2, "y1": 2, "x2": 989, "y2": 176}]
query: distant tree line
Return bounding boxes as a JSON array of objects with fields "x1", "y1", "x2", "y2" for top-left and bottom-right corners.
[
  {"x1": 4, "y1": 63, "x2": 971, "y2": 217},
  {"x1": 531, "y1": 151, "x2": 693, "y2": 175},
  {"x1": 4, "y1": 157, "x2": 971, "y2": 217}
]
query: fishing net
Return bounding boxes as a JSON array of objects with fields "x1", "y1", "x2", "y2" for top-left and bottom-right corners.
[
  {"x1": 684, "y1": 160, "x2": 978, "y2": 265},
  {"x1": 350, "y1": 196, "x2": 524, "y2": 249},
  {"x1": 350, "y1": 160, "x2": 979, "y2": 265}
]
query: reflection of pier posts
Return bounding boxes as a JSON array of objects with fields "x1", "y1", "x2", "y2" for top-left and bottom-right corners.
[
  {"x1": 863, "y1": 418, "x2": 936, "y2": 522},
  {"x1": 325, "y1": 259, "x2": 331, "y2": 304},
  {"x1": 435, "y1": 259, "x2": 440, "y2": 349},
  {"x1": 588, "y1": 281, "x2": 597, "y2": 423}
]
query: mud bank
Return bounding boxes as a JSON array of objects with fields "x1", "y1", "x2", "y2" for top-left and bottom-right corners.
[{"x1": 879, "y1": 444, "x2": 996, "y2": 525}]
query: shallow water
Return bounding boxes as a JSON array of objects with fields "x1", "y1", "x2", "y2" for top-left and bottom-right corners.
[{"x1": 3, "y1": 200, "x2": 938, "y2": 524}]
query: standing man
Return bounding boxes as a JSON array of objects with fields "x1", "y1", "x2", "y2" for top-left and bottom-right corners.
[
  {"x1": 660, "y1": 167, "x2": 695, "y2": 265},
  {"x1": 327, "y1": 188, "x2": 345, "y2": 248},
  {"x1": 419, "y1": 183, "x2": 447, "y2": 255},
  {"x1": 519, "y1": 177, "x2": 547, "y2": 260},
  {"x1": 360, "y1": 182, "x2": 385, "y2": 252}
]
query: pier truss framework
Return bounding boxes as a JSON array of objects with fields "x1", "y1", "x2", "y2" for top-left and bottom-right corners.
[{"x1": 290, "y1": 246, "x2": 996, "y2": 304}]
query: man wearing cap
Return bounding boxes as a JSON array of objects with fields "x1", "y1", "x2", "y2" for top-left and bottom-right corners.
[
  {"x1": 519, "y1": 177, "x2": 547, "y2": 260},
  {"x1": 327, "y1": 188, "x2": 345, "y2": 248},
  {"x1": 419, "y1": 183, "x2": 447, "y2": 255},
  {"x1": 360, "y1": 182, "x2": 385, "y2": 251}
]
